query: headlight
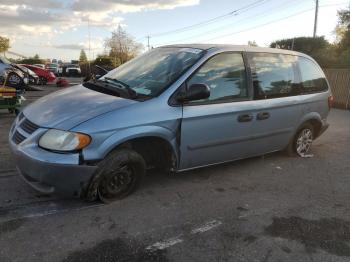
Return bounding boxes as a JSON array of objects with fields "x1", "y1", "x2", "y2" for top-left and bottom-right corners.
[{"x1": 39, "y1": 129, "x2": 91, "y2": 152}]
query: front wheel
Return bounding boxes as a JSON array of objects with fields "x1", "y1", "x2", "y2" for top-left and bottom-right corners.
[
  {"x1": 88, "y1": 149, "x2": 146, "y2": 203},
  {"x1": 286, "y1": 123, "x2": 314, "y2": 157}
]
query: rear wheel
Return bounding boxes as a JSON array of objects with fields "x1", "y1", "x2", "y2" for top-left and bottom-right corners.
[
  {"x1": 88, "y1": 149, "x2": 146, "y2": 203},
  {"x1": 286, "y1": 123, "x2": 314, "y2": 157}
]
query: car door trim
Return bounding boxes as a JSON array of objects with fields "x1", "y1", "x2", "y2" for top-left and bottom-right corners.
[{"x1": 187, "y1": 127, "x2": 292, "y2": 151}]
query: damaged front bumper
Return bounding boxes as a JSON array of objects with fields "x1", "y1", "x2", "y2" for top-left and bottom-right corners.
[{"x1": 9, "y1": 126, "x2": 97, "y2": 197}]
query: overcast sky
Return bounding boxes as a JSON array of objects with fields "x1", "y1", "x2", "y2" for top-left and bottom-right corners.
[{"x1": 0, "y1": 0, "x2": 349, "y2": 61}]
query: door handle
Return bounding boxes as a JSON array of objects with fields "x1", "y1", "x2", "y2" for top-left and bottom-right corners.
[
  {"x1": 238, "y1": 114, "x2": 253, "y2": 122},
  {"x1": 257, "y1": 112, "x2": 270, "y2": 120}
]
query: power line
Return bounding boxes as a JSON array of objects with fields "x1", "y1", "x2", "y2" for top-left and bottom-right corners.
[
  {"x1": 199, "y1": 2, "x2": 348, "y2": 42},
  {"x1": 156, "y1": 0, "x2": 303, "y2": 46},
  {"x1": 148, "y1": 0, "x2": 271, "y2": 38},
  {"x1": 157, "y1": 1, "x2": 350, "y2": 45}
]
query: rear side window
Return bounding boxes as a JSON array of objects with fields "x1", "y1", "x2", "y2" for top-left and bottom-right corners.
[
  {"x1": 248, "y1": 53, "x2": 299, "y2": 99},
  {"x1": 298, "y1": 57, "x2": 328, "y2": 93},
  {"x1": 187, "y1": 52, "x2": 248, "y2": 103}
]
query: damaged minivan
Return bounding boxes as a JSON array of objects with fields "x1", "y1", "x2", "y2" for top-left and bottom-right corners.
[{"x1": 9, "y1": 45, "x2": 332, "y2": 202}]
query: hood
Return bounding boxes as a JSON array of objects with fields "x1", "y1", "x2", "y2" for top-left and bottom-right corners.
[{"x1": 24, "y1": 85, "x2": 137, "y2": 130}]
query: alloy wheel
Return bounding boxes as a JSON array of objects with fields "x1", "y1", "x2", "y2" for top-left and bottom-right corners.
[{"x1": 296, "y1": 128, "x2": 313, "y2": 156}]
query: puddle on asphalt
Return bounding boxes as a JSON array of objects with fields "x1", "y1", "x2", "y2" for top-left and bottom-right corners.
[
  {"x1": 265, "y1": 216, "x2": 350, "y2": 257},
  {"x1": 61, "y1": 237, "x2": 169, "y2": 262}
]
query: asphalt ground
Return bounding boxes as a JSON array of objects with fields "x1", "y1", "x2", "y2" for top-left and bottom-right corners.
[{"x1": 0, "y1": 81, "x2": 350, "y2": 262}]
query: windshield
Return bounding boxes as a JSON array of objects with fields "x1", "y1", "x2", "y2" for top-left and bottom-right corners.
[{"x1": 101, "y1": 47, "x2": 205, "y2": 97}]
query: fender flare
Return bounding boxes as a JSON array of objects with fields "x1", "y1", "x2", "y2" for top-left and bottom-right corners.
[{"x1": 97, "y1": 125, "x2": 179, "y2": 162}]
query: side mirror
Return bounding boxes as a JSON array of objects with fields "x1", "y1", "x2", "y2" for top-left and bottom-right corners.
[{"x1": 177, "y1": 83, "x2": 210, "y2": 102}]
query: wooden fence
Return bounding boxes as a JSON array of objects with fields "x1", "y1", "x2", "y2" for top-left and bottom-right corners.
[{"x1": 324, "y1": 69, "x2": 350, "y2": 110}]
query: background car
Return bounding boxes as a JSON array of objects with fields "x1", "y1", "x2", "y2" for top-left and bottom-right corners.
[
  {"x1": 21, "y1": 64, "x2": 56, "y2": 85},
  {"x1": 45, "y1": 63, "x2": 58, "y2": 76},
  {"x1": 33, "y1": 64, "x2": 45, "y2": 69},
  {"x1": 0, "y1": 56, "x2": 28, "y2": 89},
  {"x1": 59, "y1": 63, "x2": 81, "y2": 77},
  {"x1": 13, "y1": 64, "x2": 39, "y2": 85}
]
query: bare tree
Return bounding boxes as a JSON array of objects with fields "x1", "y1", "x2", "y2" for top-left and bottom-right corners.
[
  {"x1": 0, "y1": 36, "x2": 10, "y2": 54},
  {"x1": 105, "y1": 25, "x2": 143, "y2": 66}
]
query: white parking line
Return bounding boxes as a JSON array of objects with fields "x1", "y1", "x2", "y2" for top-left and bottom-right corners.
[
  {"x1": 191, "y1": 220, "x2": 222, "y2": 234},
  {"x1": 146, "y1": 219, "x2": 222, "y2": 251},
  {"x1": 146, "y1": 236, "x2": 184, "y2": 250}
]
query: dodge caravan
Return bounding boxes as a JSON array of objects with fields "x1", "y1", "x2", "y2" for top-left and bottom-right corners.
[{"x1": 9, "y1": 45, "x2": 332, "y2": 202}]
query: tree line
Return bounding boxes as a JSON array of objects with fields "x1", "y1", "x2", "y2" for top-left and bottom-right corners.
[{"x1": 270, "y1": 7, "x2": 350, "y2": 68}]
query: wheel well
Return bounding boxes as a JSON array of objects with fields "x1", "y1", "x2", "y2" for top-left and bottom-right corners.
[
  {"x1": 307, "y1": 119, "x2": 322, "y2": 138},
  {"x1": 118, "y1": 137, "x2": 176, "y2": 171}
]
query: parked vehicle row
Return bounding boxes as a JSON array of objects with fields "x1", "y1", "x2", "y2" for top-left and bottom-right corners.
[
  {"x1": 9, "y1": 45, "x2": 332, "y2": 203},
  {"x1": 21, "y1": 64, "x2": 56, "y2": 85},
  {"x1": 0, "y1": 56, "x2": 58, "y2": 88}
]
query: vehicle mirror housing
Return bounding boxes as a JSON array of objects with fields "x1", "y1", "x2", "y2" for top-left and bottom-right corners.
[{"x1": 177, "y1": 83, "x2": 210, "y2": 102}]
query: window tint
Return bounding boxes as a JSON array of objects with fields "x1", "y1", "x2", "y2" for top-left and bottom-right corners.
[
  {"x1": 249, "y1": 53, "x2": 299, "y2": 99},
  {"x1": 187, "y1": 53, "x2": 247, "y2": 103},
  {"x1": 298, "y1": 57, "x2": 328, "y2": 93}
]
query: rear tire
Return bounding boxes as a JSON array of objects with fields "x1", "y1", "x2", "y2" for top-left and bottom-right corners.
[
  {"x1": 286, "y1": 123, "x2": 314, "y2": 157},
  {"x1": 87, "y1": 149, "x2": 146, "y2": 203}
]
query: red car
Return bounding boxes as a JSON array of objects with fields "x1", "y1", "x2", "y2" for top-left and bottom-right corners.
[{"x1": 21, "y1": 64, "x2": 56, "y2": 85}]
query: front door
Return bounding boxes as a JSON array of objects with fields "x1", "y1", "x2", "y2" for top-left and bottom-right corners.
[{"x1": 179, "y1": 52, "x2": 256, "y2": 169}]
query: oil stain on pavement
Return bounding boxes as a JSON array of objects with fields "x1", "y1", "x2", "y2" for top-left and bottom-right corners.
[
  {"x1": 62, "y1": 237, "x2": 169, "y2": 262},
  {"x1": 265, "y1": 216, "x2": 350, "y2": 257},
  {"x1": 0, "y1": 218, "x2": 26, "y2": 236}
]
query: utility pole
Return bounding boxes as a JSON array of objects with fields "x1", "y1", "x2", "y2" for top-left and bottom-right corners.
[
  {"x1": 147, "y1": 35, "x2": 150, "y2": 50},
  {"x1": 313, "y1": 0, "x2": 319, "y2": 38},
  {"x1": 87, "y1": 17, "x2": 91, "y2": 74}
]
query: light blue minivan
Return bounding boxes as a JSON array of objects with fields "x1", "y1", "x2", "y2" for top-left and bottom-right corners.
[{"x1": 9, "y1": 45, "x2": 332, "y2": 202}]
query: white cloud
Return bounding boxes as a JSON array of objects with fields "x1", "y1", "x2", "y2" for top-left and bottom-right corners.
[
  {"x1": 71, "y1": 0, "x2": 200, "y2": 13},
  {"x1": 0, "y1": 0, "x2": 200, "y2": 59}
]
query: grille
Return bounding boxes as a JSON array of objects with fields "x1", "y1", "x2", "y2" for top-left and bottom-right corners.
[
  {"x1": 18, "y1": 112, "x2": 24, "y2": 122},
  {"x1": 13, "y1": 131, "x2": 26, "y2": 144},
  {"x1": 20, "y1": 118, "x2": 40, "y2": 134}
]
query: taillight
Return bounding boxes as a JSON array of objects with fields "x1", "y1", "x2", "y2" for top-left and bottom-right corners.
[{"x1": 328, "y1": 95, "x2": 334, "y2": 110}]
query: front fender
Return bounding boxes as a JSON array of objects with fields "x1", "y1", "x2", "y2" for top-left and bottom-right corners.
[{"x1": 83, "y1": 125, "x2": 179, "y2": 162}]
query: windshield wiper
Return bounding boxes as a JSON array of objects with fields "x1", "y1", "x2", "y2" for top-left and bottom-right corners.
[{"x1": 100, "y1": 77, "x2": 137, "y2": 98}]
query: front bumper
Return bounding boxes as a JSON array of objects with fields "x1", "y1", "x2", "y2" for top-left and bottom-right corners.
[{"x1": 9, "y1": 118, "x2": 97, "y2": 197}]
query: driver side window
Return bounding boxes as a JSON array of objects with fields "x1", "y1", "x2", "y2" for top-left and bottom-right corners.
[{"x1": 187, "y1": 53, "x2": 248, "y2": 103}]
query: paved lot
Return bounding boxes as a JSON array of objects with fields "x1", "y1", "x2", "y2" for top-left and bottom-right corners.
[{"x1": 0, "y1": 83, "x2": 350, "y2": 262}]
